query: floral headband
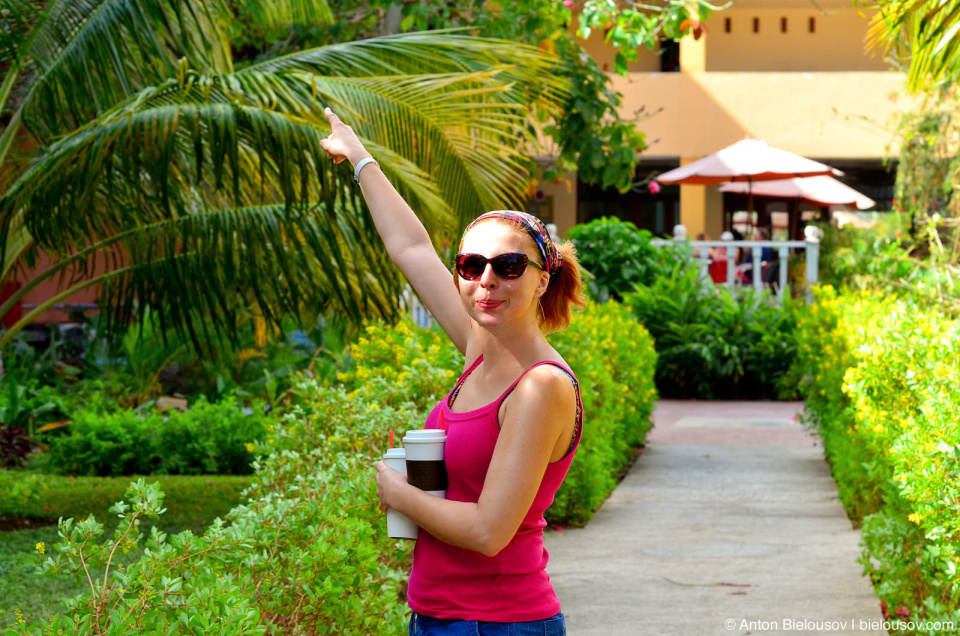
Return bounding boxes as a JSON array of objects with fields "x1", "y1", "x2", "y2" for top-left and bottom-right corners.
[{"x1": 460, "y1": 210, "x2": 563, "y2": 280}]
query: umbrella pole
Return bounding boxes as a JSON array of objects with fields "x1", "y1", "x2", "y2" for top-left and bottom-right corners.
[
  {"x1": 748, "y1": 176, "x2": 754, "y2": 236},
  {"x1": 791, "y1": 197, "x2": 799, "y2": 240}
]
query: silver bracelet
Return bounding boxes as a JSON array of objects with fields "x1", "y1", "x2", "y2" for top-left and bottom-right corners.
[{"x1": 354, "y1": 157, "x2": 379, "y2": 183}]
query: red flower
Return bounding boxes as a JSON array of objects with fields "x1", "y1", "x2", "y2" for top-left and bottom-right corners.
[
  {"x1": 563, "y1": 0, "x2": 574, "y2": 8},
  {"x1": 649, "y1": 181, "x2": 661, "y2": 194},
  {"x1": 896, "y1": 606, "x2": 910, "y2": 618}
]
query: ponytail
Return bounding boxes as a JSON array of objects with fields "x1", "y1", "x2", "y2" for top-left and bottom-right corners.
[{"x1": 539, "y1": 239, "x2": 587, "y2": 334}]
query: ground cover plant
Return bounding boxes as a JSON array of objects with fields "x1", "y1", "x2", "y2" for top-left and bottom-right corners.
[
  {"x1": 5, "y1": 304, "x2": 657, "y2": 633},
  {"x1": 0, "y1": 473, "x2": 252, "y2": 628},
  {"x1": 793, "y1": 286, "x2": 960, "y2": 634}
]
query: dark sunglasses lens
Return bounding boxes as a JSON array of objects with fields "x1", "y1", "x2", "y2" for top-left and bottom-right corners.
[
  {"x1": 455, "y1": 253, "x2": 529, "y2": 280},
  {"x1": 456, "y1": 254, "x2": 487, "y2": 280},
  {"x1": 490, "y1": 253, "x2": 528, "y2": 279}
]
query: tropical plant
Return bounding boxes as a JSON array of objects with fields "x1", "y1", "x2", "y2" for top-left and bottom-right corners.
[
  {"x1": 287, "y1": 0, "x2": 725, "y2": 193},
  {"x1": 0, "y1": 0, "x2": 566, "y2": 350},
  {"x1": 828, "y1": 84, "x2": 960, "y2": 316},
  {"x1": 862, "y1": 0, "x2": 960, "y2": 93},
  {"x1": 624, "y1": 261, "x2": 800, "y2": 400},
  {"x1": 567, "y1": 216, "x2": 684, "y2": 302}
]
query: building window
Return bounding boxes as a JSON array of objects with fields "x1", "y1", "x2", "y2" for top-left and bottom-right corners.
[
  {"x1": 753, "y1": 17, "x2": 759, "y2": 33},
  {"x1": 659, "y1": 39, "x2": 680, "y2": 72},
  {"x1": 781, "y1": 17, "x2": 787, "y2": 33},
  {"x1": 809, "y1": 17, "x2": 816, "y2": 33},
  {"x1": 725, "y1": 17, "x2": 731, "y2": 33}
]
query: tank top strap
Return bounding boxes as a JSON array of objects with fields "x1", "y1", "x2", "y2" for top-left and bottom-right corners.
[
  {"x1": 495, "y1": 361, "x2": 584, "y2": 441},
  {"x1": 447, "y1": 354, "x2": 484, "y2": 408}
]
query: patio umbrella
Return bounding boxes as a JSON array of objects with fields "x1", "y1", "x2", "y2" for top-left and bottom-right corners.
[
  {"x1": 718, "y1": 176, "x2": 875, "y2": 210},
  {"x1": 655, "y1": 139, "x2": 843, "y2": 231}
]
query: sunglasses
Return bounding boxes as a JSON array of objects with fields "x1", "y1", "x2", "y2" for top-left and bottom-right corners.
[{"x1": 455, "y1": 252, "x2": 545, "y2": 281}]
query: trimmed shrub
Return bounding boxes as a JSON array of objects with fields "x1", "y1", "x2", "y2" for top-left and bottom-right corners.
[
  {"x1": 793, "y1": 286, "x2": 960, "y2": 633},
  {"x1": 38, "y1": 397, "x2": 269, "y2": 476},
  {"x1": 567, "y1": 216, "x2": 678, "y2": 302},
  {"x1": 625, "y1": 262, "x2": 800, "y2": 400}
]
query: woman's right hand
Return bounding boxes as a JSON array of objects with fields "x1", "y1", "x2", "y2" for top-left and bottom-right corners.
[{"x1": 319, "y1": 107, "x2": 370, "y2": 168}]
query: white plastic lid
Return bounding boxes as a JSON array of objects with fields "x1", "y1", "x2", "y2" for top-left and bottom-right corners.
[
  {"x1": 402, "y1": 429, "x2": 447, "y2": 444},
  {"x1": 383, "y1": 448, "x2": 406, "y2": 459}
]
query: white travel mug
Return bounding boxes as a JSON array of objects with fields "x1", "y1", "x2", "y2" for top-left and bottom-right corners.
[
  {"x1": 382, "y1": 448, "x2": 419, "y2": 540},
  {"x1": 402, "y1": 429, "x2": 448, "y2": 499}
]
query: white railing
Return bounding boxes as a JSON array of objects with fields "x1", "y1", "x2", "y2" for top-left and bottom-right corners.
[
  {"x1": 400, "y1": 285, "x2": 437, "y2": 328},
  {"x1": 650, "y1": 225, "x2": 821, "y2": 300}
]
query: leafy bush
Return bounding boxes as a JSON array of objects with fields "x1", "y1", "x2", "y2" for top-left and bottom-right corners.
[
  {"x1": 548, "y1": 301, "x2": 657, "y2": 524},
  {"x1": 11, "y1": 387, "x2": 417, "y2": 635},
  {"x1": 11, "y1": 309, "x2": 656, "y2": 633},
  {"x1": 624, "y1": 261, "x2": 799, "y2": 400},
  {"x1": 36, "y1": 397, "x2": 269, "y2": 476},
  {"x1": 792, "y1": 286, "x2": 960, "y2": 633},
  {"x1": 567, "y1": 216, "x2": 681, "y2": 302}
]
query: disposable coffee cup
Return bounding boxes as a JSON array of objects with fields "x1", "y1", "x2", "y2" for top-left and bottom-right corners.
[
  {"x1": 383, "y1": 448, "x2": 419, "y2": 540},
  {"x1": 402, "y1": 429, "x2": 448, "y2": 499}
]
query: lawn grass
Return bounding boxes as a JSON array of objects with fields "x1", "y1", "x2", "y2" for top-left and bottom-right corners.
[{"x1": 0, "y1": 472, "x2": 252, "y2": 629}]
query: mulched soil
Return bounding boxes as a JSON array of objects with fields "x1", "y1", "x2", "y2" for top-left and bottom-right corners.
[{"x1": 0, "y1": 516, "x2": 58, "y2": 532}]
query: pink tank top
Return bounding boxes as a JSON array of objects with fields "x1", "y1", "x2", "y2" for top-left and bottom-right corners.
[{"x1": 406, "y1": 355, "x2": 583, "y2": 622}]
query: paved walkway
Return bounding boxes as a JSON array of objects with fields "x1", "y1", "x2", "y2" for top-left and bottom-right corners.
[{"x1": 544, "y1": 400, "x2": 886, "y2": 636}]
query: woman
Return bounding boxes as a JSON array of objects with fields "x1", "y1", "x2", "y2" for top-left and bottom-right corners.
[{"x1": 319, "y1": 108, "x2": 586, "y2": 635}]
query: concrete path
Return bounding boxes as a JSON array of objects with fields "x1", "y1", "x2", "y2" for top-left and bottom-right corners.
[{"x1": 544, "y1": 400, "x2": 886, "y2": 636}]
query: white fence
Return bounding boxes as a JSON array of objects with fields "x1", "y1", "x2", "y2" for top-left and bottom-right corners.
[
  {"x1": 401, "y1": 285, "x2": 437, "y2": 328},
  {"x1": 651, "y1": 225, "x2": 821, "y2": 300}
]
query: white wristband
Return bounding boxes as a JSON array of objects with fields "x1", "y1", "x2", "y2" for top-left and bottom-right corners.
[{"x1": 354, "y1": 157, "x2": 379, "y2": 183}]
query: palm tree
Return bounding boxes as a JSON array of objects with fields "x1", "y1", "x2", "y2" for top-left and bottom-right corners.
[
  {"x1": 864, "y1": 0, "x2": 960, "y2": 92},
  {"x1": 0, "y1": 0, "x2": 565, "y2": 348}
]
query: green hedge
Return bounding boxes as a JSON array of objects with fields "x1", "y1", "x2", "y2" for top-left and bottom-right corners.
[
  {"x1": 35, "y1": 397, "x2": 269, "y2": 476},
  {"x1": 10, "y1": 302, "x2": 656, "y2": 634},
  {"x1": 793, "y1": 286, "x2": 960, "y2": 634},
  {"x1": 625, "y1": 262, "x2": 800, "y2": 400},
  {"x1": 547, "y1": 300, "x2": 657, "y2": 523}
]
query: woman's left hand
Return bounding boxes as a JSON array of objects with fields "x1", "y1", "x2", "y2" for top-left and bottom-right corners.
[{"x1": 374, "y1": 461, "x2": 409, "y2": 513}]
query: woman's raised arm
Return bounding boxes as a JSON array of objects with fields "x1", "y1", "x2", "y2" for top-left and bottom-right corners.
[{"x1": 319, "y1": 108, "x2": 472, "y2": 354}]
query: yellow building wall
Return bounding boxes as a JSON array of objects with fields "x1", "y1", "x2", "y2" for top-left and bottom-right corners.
[
  {"x1": 704, "y1": 7, "x2": 889, "y2": 72},
  {"x1": 617, "y1": 71, "x2": 910, "y2": 159}
]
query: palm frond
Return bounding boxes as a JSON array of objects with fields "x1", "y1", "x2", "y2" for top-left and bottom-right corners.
[
  {"x1": 1, "y1": 30, "x2": 570, "y2": 343},
  {"x1": 0, "y1": 0, "x2": 43, "y2": 70},
  {"x1": 244, "y1": 31, "x2": 565, "y2": 101},
  {"x1": 22, "y1": 0, "x2": 233, "y2": 140},
  {"x1": 867, "y1": 0, "x2": 960, "y2": 92},
  {"x1": 90, "y1": 201, "x2": 405, "y2": 349},
  {"x1": 314, "y1": 71, "x2": 542, "y2": 226},
  {"x1": 3, "y1": 55, "x2": 562, "y2": 252},
  {"x1": 238, "y1": 0, "x2": 333, "y2": 31}
]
